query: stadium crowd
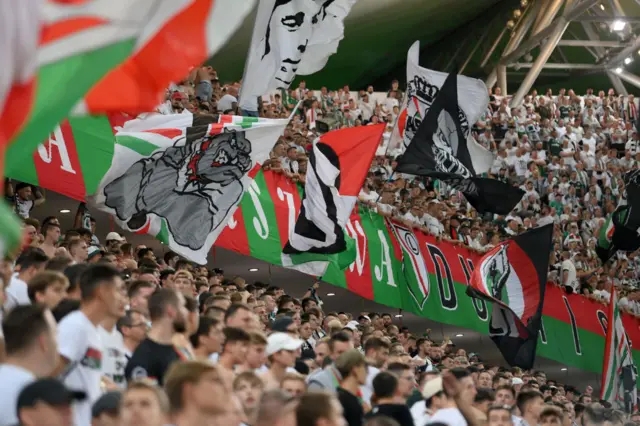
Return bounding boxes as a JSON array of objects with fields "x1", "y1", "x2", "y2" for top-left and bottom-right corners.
[{"x1": 0, "y1": 66, "x2": 638, "y2": 426}]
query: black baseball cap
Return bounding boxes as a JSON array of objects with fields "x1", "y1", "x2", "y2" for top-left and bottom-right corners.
[
  {"x1": 17, "y1": 378, "x2": 86, "y2": 410},
  {"x1": 92, "y1": 391, "x2": 122, "y2": 418}
]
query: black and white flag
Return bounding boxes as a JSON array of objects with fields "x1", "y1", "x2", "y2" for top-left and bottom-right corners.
[
  {"x1": 240, "y1": 0, "x2": 357, "y2": 106},
  {"x1": 394, "y1": 42, "x2": 523, "y2": 215}
]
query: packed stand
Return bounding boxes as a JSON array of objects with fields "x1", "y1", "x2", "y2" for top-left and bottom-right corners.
[
  {"x1": 1, "y1": 65, "x2": 639, "y2": 426},
  {"x1": 0, "y1": 218, "x2": 632, "y2": 426},
  {"x1": 239, "y1": 82, "x2": 640, "y2": 317}
]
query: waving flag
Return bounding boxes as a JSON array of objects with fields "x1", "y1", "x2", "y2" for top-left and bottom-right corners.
[
  {"x1": 467, "y1": 224, "x2": 553, "y2": 369},
  {"x1": 601, "y1": 287, "x2": 638, "y2": 413},
  {"x1": 88, "y1": 114, "x2": 288, "y2": 264},
  {"x1": 240, "y1": 0, "x2": 357, "y2": 106},
  {"x1": 389, "y1": 222, "x2": 431, "y2": 310},
  {"x1": 394, "y1": 43, "x2": 523, "y2": 214},
  {"x1": 6, "y1": 0, "x2": 255, "y2": 178},
  {"x1": 597, "y1": 170, "x2": 640, "y2": 263},
  {"x1": 282, "y1": 124, "x2": 384, "y2": 275}
]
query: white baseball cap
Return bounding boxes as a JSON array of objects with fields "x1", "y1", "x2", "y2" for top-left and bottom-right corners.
[
  {"x1": 422, "y1": 376, "x2": 444, "y2": 399},
  {"x1": 266, "y1": 332, "x2": 303, "y2": 356},
  {"x1": 344, "y1": 321, "x2": 359, "y2": 331},
  {"x1": 105, "y1": 232, "x2": 125, "y2": 242}
]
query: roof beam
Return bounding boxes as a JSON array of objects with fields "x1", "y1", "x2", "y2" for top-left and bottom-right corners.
[
  {"x1": 573, "y1": 16, "x2": 640, "y2": 22},
  {"x1": 557, "y1": 39, "x2": 625, "y2": 47},
  {"x1": 509, "y1": 62, "x2": 602, "y2": 69},
  {"x1": 499, "y1": 0, "x2": 601, "y2": 66}
]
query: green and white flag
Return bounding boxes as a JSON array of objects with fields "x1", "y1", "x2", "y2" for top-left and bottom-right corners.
[
  {"x1": 601, "y1": 287, "x2": 638, "y2": 413},
  {"x1": 389, "y1": 221, "x2": 430, "y2": 310},
  {"x1": 89, "y1": 114, "x2": 289, "y2": 264}
]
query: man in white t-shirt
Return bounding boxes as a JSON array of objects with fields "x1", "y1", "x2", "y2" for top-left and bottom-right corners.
[
  {"x1": 0, "y1": 305, "x2": 59, "y2": 426},
  {"x1": 54, "y1": 265, "x2": 126, "y2": 426},
  {"x1": 218, "y1": 87, "x2": 239, "y2": 113},
  {"x1": 4, "y1": 248, "x2": 48, "y2": 312},
  {"x1": 561, "y1": 251, "x2": 580, "y2": 292},
  {"x1": 98, "y1": 289, "x2": 128, "y2": 389},
  {"x1": 413, "y1": 375, "x2": 469, "y2": 426}
]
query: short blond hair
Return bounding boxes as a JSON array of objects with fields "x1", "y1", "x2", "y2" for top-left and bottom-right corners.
[
  {"x1": 126, "y1": 379, "x2": 170, "y2": 414},
  {"x1": 249, "y1": 331, "x2": 268, "y2": 346},
  {"x1": 280, "y1": 372, "x2": 306, "y2": 387}
]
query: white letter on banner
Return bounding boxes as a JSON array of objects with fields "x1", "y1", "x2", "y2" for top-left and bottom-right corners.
[
  {"x1": 277, "y1": 187, "x2": 296, "y2": 236},
  {"x1": 37, "y1": 125, "x2": 77, "y2": 174},
  {"x1": 346, "y1": 220, "x2": 367, "y2": 275},
  {"x1": 248, "y1": 180, "x2": 269, "y2": 240},
  {"x1": 374, "y1": 229, "x2": 396, "y2": 287},
  {"x1": 227, "y1": 211, "x2": 238, "y2": 230}
]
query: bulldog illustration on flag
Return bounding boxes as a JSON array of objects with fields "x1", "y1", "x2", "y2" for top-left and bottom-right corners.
[
  {"x1": 91, "y1": 114, "x2": 289, "y2": 264},
  {"x1": 103, "y1": 128, "x2": 253, "y2": 252}
]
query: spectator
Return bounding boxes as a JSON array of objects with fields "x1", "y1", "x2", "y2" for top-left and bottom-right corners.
[
  {"x1": 366, "y1": 370, "x2": 415, "y2": 426},
  {"x1": 336, "y1": 349, "x2": 368, "y2": 426},
  {"x1": 55, "y1": 264, "x2": 124, "y2": 426},
  {"x1": 297, "y1": 391, "x2": 344, "y2": 426},
  {"x1": 4, "y1": 247, "x2": 48, "y2": 311},
  {"x1": 117, "y1": 309, "x2": 149, "y2": 360},
  {"x1": 233, "y1": 371, "x2": 264, "y2": 425},
  {"x1": 27, "y1": 270, "x2": 69, "y2": 310},
  {"x1": 164, "y1": 361, "x2": 231, "y2": 424},
  {"x1": 0, "y1": 305, "x2": 58, "y2": 426},
  {"x1": 125, "y1": 289, "x2": 188, "y2": 386},
  {"x1": 14, "y1": 378, "x2": 84, "y2": 426},
  {"x1": 262, "y1": 332, "x2": 303, "y2": 389},
  {"x1": 190, "y1": 317, "x2": 223, "y2": 361},
  {"x1": 119, "y1": 380, "x2": 169, "y2": 426}
]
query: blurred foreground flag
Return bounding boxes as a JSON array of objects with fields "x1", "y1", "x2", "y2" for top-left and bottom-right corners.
[
  {"x1": 601, "y1": 287, "x2": 638, "y2": 413},
  {"x1": 6, "y1": 0, "x2": 255, "y2": 170},
  {"x1": 239, "y1": 0, "x2": 357, "y2": 108}
]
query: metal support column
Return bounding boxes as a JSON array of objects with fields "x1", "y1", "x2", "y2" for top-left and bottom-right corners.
[
  {"x1": 510, "y1": 19, "x2": 569, "y2": 107},
  {"x1": 532, "y1": 0, "x2": 564, "y2": 35},
  {"x1": 616, "y1": 69, "x2": 640, "y2": 90},
  {"x1": 497, "y1": 64, "x2": 508, "y2": 94},
  {"x1": 486, "y1": 1, "x2": 538, "y2": 88},
  {"x1": 500, "y1": 0, "x2": 599, "y2": 66}
]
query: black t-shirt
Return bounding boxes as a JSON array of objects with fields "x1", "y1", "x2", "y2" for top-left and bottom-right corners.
[
  {"x1": 365, "y1": 404, "x2": 415, "y2": 426},
  {"x1": 300, "y1": 340, "x2": 316, "y2": 360},
  {"x1": 337, "y1": 387, "x2": 364, "y2": 426},
  {"x1": 125, "y1": 338, "x2": 183, "y2": 385}
]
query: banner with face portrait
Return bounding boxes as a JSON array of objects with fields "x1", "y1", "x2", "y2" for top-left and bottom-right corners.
[{"x1": 239, "y1": 0, "x2": 357, "y2": 105}]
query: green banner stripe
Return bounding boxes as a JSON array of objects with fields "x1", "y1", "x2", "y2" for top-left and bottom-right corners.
[
  {"x1": 72, "y1": 115, "x2": 116, "y2": 195},
  {"x1": 243, "y1": 172, "x2": 283, "y2": 266},
  {"x1": 7, "y1": 39, "x2": 136, "y2": 172},
  {"x1": 115, "y1": 135, "x2": 159, "y2": 157},
  {"x1": 158, "y1": 219, "x2": 170, "y2": 245}
]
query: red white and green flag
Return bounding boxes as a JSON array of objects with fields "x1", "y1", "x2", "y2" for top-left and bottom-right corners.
[
  {"x1": 601, "y1": 287, "x2": 638, "y2": 413},
  {"x1": 88, "y1": 114, "x2": 288, "y2": 264},
  {"x1": 6, "y1": 0, "x2": 255, "y2": 174},
  {"x1": 282, "y1": 125, "x2": 384, "y2": 275},
  {"x1": 467, "y1": 224, "x2": 553, "y2": 369}
]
